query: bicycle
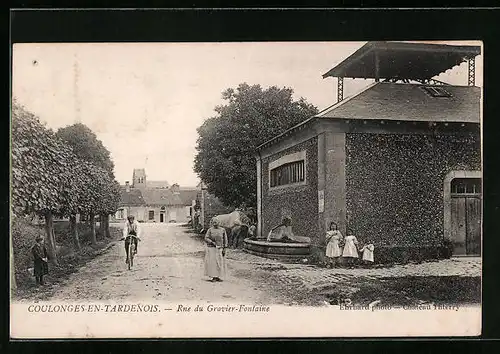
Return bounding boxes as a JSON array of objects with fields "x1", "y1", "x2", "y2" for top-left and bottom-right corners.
[{"x1": 125, "y1": 234, "x2": 139, "y2": 270}]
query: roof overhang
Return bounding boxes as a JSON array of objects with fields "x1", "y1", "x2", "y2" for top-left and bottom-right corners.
[{"x1": 322, "y1": 41, "x2": 481, "y2": 80}]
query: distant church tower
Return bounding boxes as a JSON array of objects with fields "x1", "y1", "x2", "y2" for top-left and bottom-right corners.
[{"x1": 132, "y1": 168, "x2": 147, "y2": 188}]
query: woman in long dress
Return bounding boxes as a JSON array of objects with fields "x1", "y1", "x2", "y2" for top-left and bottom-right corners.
[
  {"x1": 204, "y1": 218, "x2": 228, "y2": 282},
  {"x1": 325, "y1": 222, "x2": 343, "y2": 267},
  {"x1": 342, "y1": 230, "x2": 359, "y2": 267}
]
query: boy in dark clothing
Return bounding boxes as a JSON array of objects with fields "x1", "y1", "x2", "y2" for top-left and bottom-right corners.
[{"x1": 31, "y1": 235, "x2": 48, "y2": 286}]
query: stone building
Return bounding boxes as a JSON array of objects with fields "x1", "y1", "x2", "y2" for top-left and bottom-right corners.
[
  {"x1": 114, "y1": 169, "x2": 198, "y2": 223},
  {"x1": 255, "y1": 41, "x2": 481, "y2": 262}
]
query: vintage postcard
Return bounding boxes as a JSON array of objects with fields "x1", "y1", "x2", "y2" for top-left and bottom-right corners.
[{"x1": 10, "y1": 40, "x2": 482, "y2": 338}]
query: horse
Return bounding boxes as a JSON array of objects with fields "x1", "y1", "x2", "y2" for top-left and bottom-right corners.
[{"x1": 211, "y1": 209, "x2": 252, "y2": 249}]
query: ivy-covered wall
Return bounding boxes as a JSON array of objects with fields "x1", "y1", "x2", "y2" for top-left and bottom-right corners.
[
  {"x1": 345, "y1": 132, "x2": 481, "y2": 248},
  {"x1": 262, "y1": 137, "x2": 319, "y2": 241}
]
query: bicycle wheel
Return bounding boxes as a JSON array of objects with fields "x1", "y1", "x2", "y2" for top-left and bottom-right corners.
[
  {"x1": 130, "y1": 243, "x2": 135, "y2": 268},
  {"x1": 128, "y1": 242, "x2": 133, "y2": 270}
]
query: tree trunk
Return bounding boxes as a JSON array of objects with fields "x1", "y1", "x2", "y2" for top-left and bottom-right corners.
[
  {"x1": 97, "y1": 214, "x2": 105, "y2": 241},
  {"x1": 100, "y1": 214, "x2": 108, "y2": 239},
  {"x1": 89, "y1": 212, "x2": 97, "y2": 245},
  {"x1": 10, "y1": 236, "x2": 17, "y2": 291},
  {"x1": 44, "y1": 212, "x2": 58, "y2": 265},
  {"x1": 104, "y1": 214, "x2": 111, "y2": 238},
  {"x1": 70, "y1": 214, "x2": 80, "y2": 251}
]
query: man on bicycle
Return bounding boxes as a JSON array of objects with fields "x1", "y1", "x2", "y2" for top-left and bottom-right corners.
[{"x1": 120, "y1": 215, "x2": 141, "y2": 264}]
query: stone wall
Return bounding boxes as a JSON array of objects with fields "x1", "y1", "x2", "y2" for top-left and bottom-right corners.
[
  {"x1": 345, "y1": 132, "x2": 481, "y2": 249},
  {"x1": 261, "y1": 137, "x2": 319, "y2": 242}
]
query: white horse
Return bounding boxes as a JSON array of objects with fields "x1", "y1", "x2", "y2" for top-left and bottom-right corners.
[{"x1": 211, "y1": 210, "x2": 251, "y2": 248}]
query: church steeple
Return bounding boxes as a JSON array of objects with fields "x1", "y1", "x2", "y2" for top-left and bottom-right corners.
[{"x1": 132, "y1": 168, "x2": 147, "y2": 188}]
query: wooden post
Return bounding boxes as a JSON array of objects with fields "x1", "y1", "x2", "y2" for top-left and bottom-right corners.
[{"x1": 375, "y1": 51, "x2": 380, "y2": 82}]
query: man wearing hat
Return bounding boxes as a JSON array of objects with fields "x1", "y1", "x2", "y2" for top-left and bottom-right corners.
[
  {"x1": 120, "y1": 215, "x2": 142, "y2": 264},
  {"x1": 31, "y1": 235, "x2": 49, "y2": 286}
]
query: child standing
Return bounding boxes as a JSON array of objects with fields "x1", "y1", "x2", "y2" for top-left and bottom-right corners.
[
  {"x1": 31, "y1": 235, "x2": 49, "y2": 286},
  {"x1": 325, "y1": 222, "x2": 343, "y2": 267},
  {"x1": 359, "y1": 243, "x2": 375, "y2": 266},
  {"x1": 342, "y1": 230, "x2": 359, "y2": 268}
]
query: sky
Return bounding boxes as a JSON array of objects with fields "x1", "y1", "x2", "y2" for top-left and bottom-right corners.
[{"x1": 12, "y1": 41, "x2": 483, "y2": 187}]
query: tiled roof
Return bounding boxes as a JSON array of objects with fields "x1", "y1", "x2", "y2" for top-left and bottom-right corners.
[
  {"x1": 140, "y1": 188, "x2": 184, "y2": 206},
  {"x1": 316, "y1": 83, "x2": 480, "y2": 123},
  {"x1": 146, "y1": 180, "x2": 170, "y2": 189},
  {"x1": 257, "y1": 83, "x2": 480, "y2": 151},
  {"x1": 178, "y1": 189, "x2": 199, "y2": 206},
  {"x1": 119, "y1": 188, "x2": 146, "y2": 206}
]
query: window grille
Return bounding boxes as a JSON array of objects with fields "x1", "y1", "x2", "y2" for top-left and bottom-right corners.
[
  {"x1": 270, "y1": 160, "x2": 305, "y2": 187},
  {"x1": 451, "y1": 178, "x2": 481, "y2": 194}
]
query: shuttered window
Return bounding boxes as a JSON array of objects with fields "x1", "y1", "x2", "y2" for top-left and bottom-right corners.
[
  {"x1": 270, "y1": 160, "x2": 305, "y2": 187},
  {"x1": 149, "y1": 210, "x2": 155, "y2": 220}
]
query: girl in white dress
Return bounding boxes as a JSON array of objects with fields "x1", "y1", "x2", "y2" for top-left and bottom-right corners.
[
  {"x1": 342, "y1": 230, "x2": 359, "y2": 267},
  {"x1": 325, "y1": 222, "x2": 343, "y2": 267},
  {"x1": 359, "y1": 242, "x2": 375, "y2": 266}
]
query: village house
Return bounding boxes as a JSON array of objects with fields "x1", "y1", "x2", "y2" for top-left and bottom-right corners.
[
  {"x1": 114, "y1": 168, "x2": 199, "y2": 223},
  {"x1": 255, "y1": 41, "x2": 481, "y2": 262}
]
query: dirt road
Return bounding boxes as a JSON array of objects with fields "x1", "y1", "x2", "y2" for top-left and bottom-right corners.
[
  {"x1": 25, "y1": 223, "x2": 480, "y2": 307},
  {"x1": 50, "y1": 223, "x2": 278, "y2": 304}
]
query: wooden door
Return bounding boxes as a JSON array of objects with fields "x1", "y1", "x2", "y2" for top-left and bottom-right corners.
[
  {"x1": 451, "y1": 197, "x2": 467, "y2": 255},
  {"x1": 450, "y1": 178, "x2": 481, "y2": 256},
  {"x1": 466, "y1": 197, "x2": 481, "y2": 256}
]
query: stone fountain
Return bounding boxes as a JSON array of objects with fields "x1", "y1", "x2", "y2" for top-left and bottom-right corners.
[{"x1": 243, "y1": 217, "x2": 311, "y2": 261}]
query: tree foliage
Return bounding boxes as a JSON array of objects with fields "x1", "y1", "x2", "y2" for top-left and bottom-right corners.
[
  {"x1": 56, "y1": 123, "x2": 114, "y2": 174},
  {"x1": 12, "y1": 103, "x2": 121, "y2": 218},
  {"x1": 11, "y1": 103, "x2": 71, "y2": 216},
  {"x1": 11, "y1": 102, "x2": 121, "y2": 253},
  {"x1": 194, "y1": 83, "x2": 318, "y2": 208}
]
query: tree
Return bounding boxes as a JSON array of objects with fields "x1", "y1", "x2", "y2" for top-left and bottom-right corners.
[
  {"x1": 11, "y1": 102, "x2": 75, "y2": 265},
  {"x1": 194, "y1": 83, "x2": 318, "y2": 208},
  {"x1": 56, "y1": 123, "x2": 119, "y2": 239},
  {"x1": 56, "y1": 123, "x2": 114, "y2": 174}
]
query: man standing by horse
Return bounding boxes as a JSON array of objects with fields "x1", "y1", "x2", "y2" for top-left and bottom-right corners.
[{"x1": 211, "y1": 210, "x2": 250, "y2": 249}]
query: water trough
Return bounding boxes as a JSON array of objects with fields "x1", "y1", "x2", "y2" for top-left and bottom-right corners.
[{"x1": 243, "y1": 236, "x2": 312, "y2": 261}]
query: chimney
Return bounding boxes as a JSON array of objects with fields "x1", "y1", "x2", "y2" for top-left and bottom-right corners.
[{"x1": 125, "y1": 181, "x2": 130, "y2": 192}]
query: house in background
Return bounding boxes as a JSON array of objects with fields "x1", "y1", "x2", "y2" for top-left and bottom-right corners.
[
  {"x1": 256, "y1": 41, "x2": 481, "y2": 262},
  {"x1": 171, "y1": 183, "x2": 200, "y2": 221},
  {"x1": 114, "y1": 169, "x2": 199, "y2": 223}
]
